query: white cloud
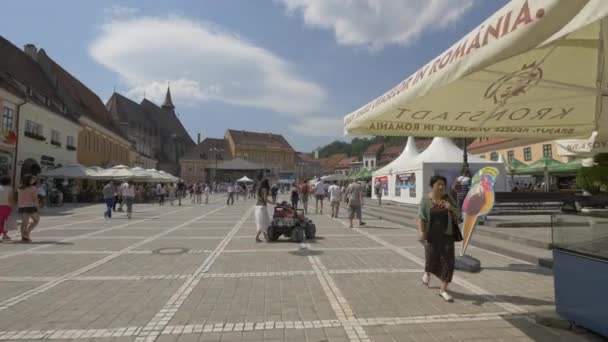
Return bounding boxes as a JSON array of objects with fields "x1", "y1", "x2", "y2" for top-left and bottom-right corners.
[
  {"x1": 278, "y1": 0, "x2": 475, "y2": 50},
  {"x1": 290, "y1": 117, "x2": 344, "y2": 137},
  {"x1": 90, "y1": 16, "x2": 325, "y2": 115}
]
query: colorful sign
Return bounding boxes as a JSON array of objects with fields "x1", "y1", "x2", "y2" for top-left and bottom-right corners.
[
  {"x1": 395, "y1": 172, "x2": 416, "y2": 197},
  {"x1": 460, "y1": 167, "x2": 499, "y2": 256},
  {"x1": 375, "y1": 176, "x2": 389, "y2": 196}
]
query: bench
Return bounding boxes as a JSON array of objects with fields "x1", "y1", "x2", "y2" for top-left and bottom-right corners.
[{"x1": 490, "y1": 192, "x2": 577, "y2": 216}]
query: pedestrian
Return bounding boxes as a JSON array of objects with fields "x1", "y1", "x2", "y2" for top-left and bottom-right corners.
[
  {"x1": 123, "y1": 181, "x2": 136, "y2": 219},
  {"x1": 37, "y1": 179, "x2": 47, "y2": 208},
  {"x1": 18, "y1": 174, "x2": 40, "y2": 242},
  {"x1": 0, "y1": 176, "x2": 14, "y2": 241},
  {"x1": 375, "y1": 181, "x2": 383, "y2": 206},
  {"x1": 453, "y1": 168, "x2": 472, "y2": 212},
  {"x1": 168, "y1": 183, "x2": 176, "y2": 206},
  {"x1": 254, "y1": 175, "x2": 275, "y2": 242},
  {"x1": 71, "y1": 182, "x2": 80, "y2": 205},
  {"x1": 227, "y1": 182, "x2": 235, "y2": 205},
  {"x1": 156, "y1": 183, "x2": 166, "y2": 206},
  {"x1": 314, "y1": 178, "x2": 325, "y2": 214},
  {"x1": 328, "y1": 180, "x2": 342, "y2": 218},
  {"x1": 102, "y1": 181, "x2": 115, "y2": 222},
  {"x1": 195, "y1": 182, "x2": 202, "y2": 204},
  {"x1": 270, "y1": 183, "x2": 279, "y2": 204},
  {"x1": 177, "y1": 181, "x2": 185, "y2": 206},
  {"x1": 190, "y1": 184, "x2": 196, "y2": 204},
  {"x1": 417, "y1": 175, "x2": 462, "y2": 302},
  {"x1": 300, "y1": 180, "x2": 310, "y2": 214},
  {"x1": 204, "y1": 184, "x2": 210, "y2": 204},
  {"x1": 290, "y1": 182, "x2": 300, "y2": 209},
  {"x1": 345, "y1": 181, "x2": 366, "y2": 228},
  {"x1": 118, "y1": 181, "x2": 129, "y2": 211}
]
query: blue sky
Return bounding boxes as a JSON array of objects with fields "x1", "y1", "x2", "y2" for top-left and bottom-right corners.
[{"x1": 1, "y1": 0, "x2": 508, "y2": 151}]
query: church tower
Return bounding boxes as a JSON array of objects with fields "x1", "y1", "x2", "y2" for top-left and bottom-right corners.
[{"x1": 161, "y1": 85, "x2": 175, "y2": 111}]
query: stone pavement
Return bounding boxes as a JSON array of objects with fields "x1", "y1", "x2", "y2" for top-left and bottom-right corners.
[{"x1": 0, "y1": 197, "x2": 602, "y2": 342}]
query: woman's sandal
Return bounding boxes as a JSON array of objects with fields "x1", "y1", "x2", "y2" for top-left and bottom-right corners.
[
  {"x1": 422, "y1": 273, "x2": 430, "y2": 287},
  {"x1": 439, "y1": 291, "x2": 454, "y2": 302}
]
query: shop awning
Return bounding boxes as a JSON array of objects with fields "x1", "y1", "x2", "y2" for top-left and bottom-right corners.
[{"x1": 343, "y1": 0, "x2": 608, "y2": 141}]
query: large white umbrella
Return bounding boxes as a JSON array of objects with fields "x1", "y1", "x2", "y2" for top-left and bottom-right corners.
[
  {"x1": 343, "y1": 0, "x2": 608, "y2": 141},
  {"x1": 94, "y1": 165, "x2": 135, "y2": 179},
  {"x1": 41, "y1": 164, "x2": 99, "y2": 179}
]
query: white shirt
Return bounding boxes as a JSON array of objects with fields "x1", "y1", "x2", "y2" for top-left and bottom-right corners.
[
  {"x1": 314, "y1": 181, "x2": 325, "y2": 195},
  {"x1": 0, "y1": 185, "x2": 11, "y2": 205},
  {"x1": 120, "y1": 182, "x2": 129, "y2": 196},
  {"x1": 227, "y1": 185, "x2": 234, "y2": 193},
  {"x1": 123, "y1": 186, "x2": 135, "y2": 198},
  {"x1": 328, "y1": 185, "x2": 342, "y2": 202}
]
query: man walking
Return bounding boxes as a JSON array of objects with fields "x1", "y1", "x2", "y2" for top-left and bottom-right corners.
[
  {"x1": 328, "y1": 180, "x2": 342, "y2": 218},
  {"x1": 177, "y1": 181, "x2": 185, "y2": 206},
  {"x1": 102, "y1": 181, "x2": 115, "y2": 222},
  {"x1": 375, "y1": 181, "x2": 383, "y2": 206},
  {"x1": 204, "y1": 183, "x2": 210, "y2": 204},
  {"x1": 314, "y1": 178, "x2": 326, "y2": 214},
  {"x1": 227, "y1": 182, "x2": 235, "y2": 205},
  {"x1": 300, "y1": 180, "x2": 310, "y2": 214},
  {"x1": 345, "y1": 181, "x2": 366, "y2": 228}
]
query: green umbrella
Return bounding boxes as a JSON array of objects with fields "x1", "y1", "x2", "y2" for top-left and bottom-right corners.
[
  {"x1": 513, "y1": 157, "x2": 563, "y2": 175},
  {"x1": 549, "y1": 160, "x2": 583, "y2": 173},
  {"x1": 505, "y1": 159, "x2": 527, "y2": 173}
]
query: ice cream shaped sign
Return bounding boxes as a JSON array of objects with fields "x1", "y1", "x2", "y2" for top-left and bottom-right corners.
[{"x1": 460, "y1": 167, "x2": 499, "y2": 256}]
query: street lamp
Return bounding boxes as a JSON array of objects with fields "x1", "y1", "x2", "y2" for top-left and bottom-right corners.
[{"x1": 210, "y1": 144, "x2": 223, "y2": 184}]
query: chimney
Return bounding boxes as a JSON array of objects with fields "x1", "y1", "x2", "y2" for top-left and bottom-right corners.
[
  {"x1": 24, "y1": 44, "x2": 38, "y2": 60},
  {"x1": 197, "y1": 133, "x2": 201, "y2": 145}
]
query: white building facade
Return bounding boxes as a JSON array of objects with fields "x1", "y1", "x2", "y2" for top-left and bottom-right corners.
[{"x1": 16, "y1": 101, "x2": 79, "y2": 184}]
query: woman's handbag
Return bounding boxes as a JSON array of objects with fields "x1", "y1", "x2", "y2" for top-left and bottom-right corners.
[{"x1": 452, "y1": 221, "x2": 463, "y2": 242}]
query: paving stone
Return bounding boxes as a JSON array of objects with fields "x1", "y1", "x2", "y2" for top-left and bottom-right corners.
[
  {"x1": 208, "y1": 252, "x2": 313, "y2": 273},
  {"x1": 0, "y1": 253, "x2": 107, "y2": 277},
  {"x1": 82, "y1": 253, "x2": 211, "y2": 276}
]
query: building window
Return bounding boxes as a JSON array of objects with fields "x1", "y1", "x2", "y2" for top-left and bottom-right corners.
[
  {"x1": 364, "y1": 160, "x2": 368, "y2": 168},
  {"x1": 67, "y1": 136, "x2": 75, "y2": 150},
  {"x1": 25, "y1": 120, "x2": 43, "y2": 136},
  {"x1": 1, "y1": 107, "x2": 14, "y2": 132},
  {"x1": 543, "y1": 144, "x2": 552, "y2": 158},
  {"x1": 479, "y1": 155, "x2": 486, "y2": 159},
  {"x1": 524, "y1": 147, "x2": 532, "y2": 161},
  {"x1": 490, "y1": 152, "x2": 498, "y2": 161},
  {"x1": 507, "y1": 150, "x2": 514, "y2": 162},
  {"x1": 51, "y1": 130, "x2": 61, "y2": 146}
]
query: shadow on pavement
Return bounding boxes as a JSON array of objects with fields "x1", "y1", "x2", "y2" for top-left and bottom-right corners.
[
  {"x1": 450, "y1": 291, "x2": 554, "y2": 307},
  {"x1": 481, "y1": 264, "x2": 553, "y2": 276},
  {"x1": 289, "y1": 249, "x2": 323, "y2": 257},
  {"x1": 502, "y1": 316, "x2": 603, "y2": 342},
  {"x1": 18, "y1": 240, "x2": 74, "y2": 245}
]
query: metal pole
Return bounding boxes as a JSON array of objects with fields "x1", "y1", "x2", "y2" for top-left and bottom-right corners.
[{"x1": 462, "y1": 138, "x2": 469, "y2": 169}]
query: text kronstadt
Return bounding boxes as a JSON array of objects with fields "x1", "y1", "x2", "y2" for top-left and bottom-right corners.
[{"x1": 346, "y1": 0, "x2": 546, "y2": 124}]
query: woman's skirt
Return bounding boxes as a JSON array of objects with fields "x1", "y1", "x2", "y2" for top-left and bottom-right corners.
[
  {"x1": 424, "y1": 235, "x2": 455, "y2": 283},
  {"x1": 254, "y1": 205, "x2": 270, "y2": 233}
]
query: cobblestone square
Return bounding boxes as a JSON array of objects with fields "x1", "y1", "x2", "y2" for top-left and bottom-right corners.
[{"x1": 0, "y1": 201, "x2": 600, "y2": 341}]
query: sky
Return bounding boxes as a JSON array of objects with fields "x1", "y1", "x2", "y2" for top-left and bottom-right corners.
[{"x1": 1, "y1": 0, "x2": 508, "y2": 152}]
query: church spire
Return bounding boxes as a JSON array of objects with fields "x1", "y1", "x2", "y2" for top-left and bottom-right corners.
[{"x1": 161, "y1": 84, "x2": 175, "y2": 110}]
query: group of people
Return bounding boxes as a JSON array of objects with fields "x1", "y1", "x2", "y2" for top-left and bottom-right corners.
[
  {"x1": 0, "y1": 174, "x2": 43, "y2": 243},
  {"x1": 102, "y1": 180, "x2": 137, "y2": 220}
]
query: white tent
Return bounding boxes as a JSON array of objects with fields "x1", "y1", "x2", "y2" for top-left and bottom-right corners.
[
  {"x1": 372, "y1": 137, "x2": 507, "y2": 205},
  {"x1": 41, "y1": 164, "x2": 99, "y2": 179},
  {"x1": 372, "y1": 137, "x2": 420, "y2": 201},
  {"x1": 237, "y1": 176, "x2": 254, "y2": 183},
  {"x1": 94, "y1": 165, "x2": 135, "y2": 180},
  {"x1": 344, "y1": 0, "x2": 608, "y2": 143},
  {"x1": 321, "y1": 174, "x2": 347, "y2": 182}
]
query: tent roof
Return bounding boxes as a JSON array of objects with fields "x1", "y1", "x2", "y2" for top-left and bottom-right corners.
[
  {"x1": 373, "y1": 136, "x2": 419, "y2": 176},
  {"x1": 237, "y1": 176, "x2": 254, "y2": 182},
  {"x1": 415, "y1": 138, "x2": 499, "y2": 165}
]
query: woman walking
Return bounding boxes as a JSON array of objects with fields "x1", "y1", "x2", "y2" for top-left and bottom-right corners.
[
  {"x1": 18, "y1": 175, "x2": 40, "y2": 243},
  {"x1": 0, "y1": 177, "x2": 14, "y2": 241},
  {"x1": 123, "y1": 181, "x2": 136, "y2": 219},
  {"x1": 254, "y1": 175, "x2": 275, "y2": 242},
  {"x1": 168, "y1": 183, "x2": 176, "y2": 206},
  {"x1": 290, "y1": 182, "x2": 299, "y2": 209},
  {"x1": 417, "y1": 175, "x2": 462, "y2": 302}
]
